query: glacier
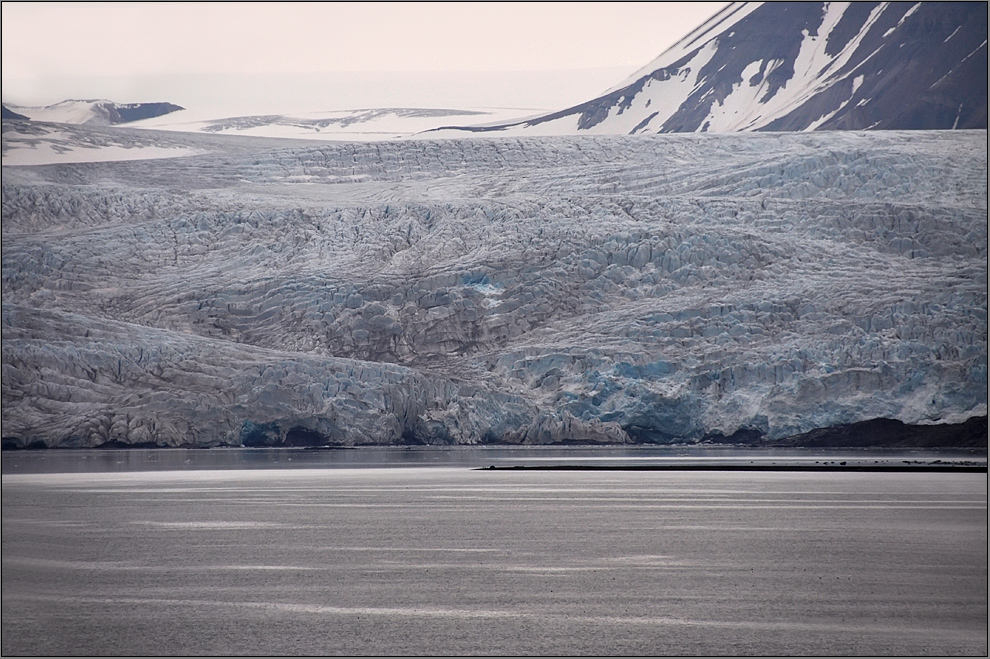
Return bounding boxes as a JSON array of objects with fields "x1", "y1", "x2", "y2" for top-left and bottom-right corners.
[{"x1": 1, "y1": 126, "x2": 986, "y2": 448}]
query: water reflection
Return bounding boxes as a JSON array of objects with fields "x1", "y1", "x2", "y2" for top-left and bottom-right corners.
[{"x1": 2, "y1": 445, "x2": 985, "y2": 475}]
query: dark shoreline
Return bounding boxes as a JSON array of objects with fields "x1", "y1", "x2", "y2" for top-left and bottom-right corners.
[
  {"x1": 2, "y1": 416, "x2": 986, "y2": 452},
  {"x1": 4, "y1": 444, "x2": 985, "y2": 476},
  {"x1": 478, "y1": 463, "x2": 988, "y2": 473}
]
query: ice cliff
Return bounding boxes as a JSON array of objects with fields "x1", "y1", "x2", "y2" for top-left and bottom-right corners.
[{"x1": 1, "y1": 127, "x2": 986, "y2": 447}]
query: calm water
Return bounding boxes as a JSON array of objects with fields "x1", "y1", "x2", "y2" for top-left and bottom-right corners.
[
  {"x1": 2, "y1": 450, "x2": 987, "y2": 655},
  {"x1": 3, "y1": 445, "x2": 986, "y2": 474}
]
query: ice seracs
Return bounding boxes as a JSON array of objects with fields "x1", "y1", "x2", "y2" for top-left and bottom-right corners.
[{"x1": 1, "y1": 127, "x2": 985, "y2": 448}]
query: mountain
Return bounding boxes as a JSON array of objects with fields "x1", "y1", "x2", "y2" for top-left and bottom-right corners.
[
  {"x1": 3, "y1": 99, "x2": 184, "y2": 126},
  {"x1": 1, "y1": 105, "x2": 29, "y2": 121},
  {"x1": 129, "y1": 106, "x2": 541, "y2": 142},
  {"x1": 110, "y1": 102, "x2": 185, "y2": 124},
  {"x1": 432, "y1": 1, "x2": 987, "y2": 136}
]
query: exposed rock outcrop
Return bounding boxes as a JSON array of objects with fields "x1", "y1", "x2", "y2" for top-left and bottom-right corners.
[{"x1": 431, "y1": 2, "x2": 987, "y2": 136}]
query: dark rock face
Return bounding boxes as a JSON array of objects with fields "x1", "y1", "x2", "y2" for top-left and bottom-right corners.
[
  {"x1": 1, "y1": 105, "x2": 29, "y2": 121},
  {"x1": 451, "y1": 1, "x2": 987, "y2": 135},
  {"x1": 761, "y1": 2, "x2": 988, "y2": 131},
  {"x1": 769, "y1": 416, "x2": 988, "y2": 449},
  {"x1": 110, "y1": 102, "x2": 185, "y2": 124},
  {"x1": 283, "y1": 426, "x2": 332, "y2": 447},
  {"x1": 89, "y1": 101, "x2": 184, "y2": 125}
]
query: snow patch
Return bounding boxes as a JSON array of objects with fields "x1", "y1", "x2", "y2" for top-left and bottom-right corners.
[
  {"x1": 2, "y1": 133, "x2": 199, "y2": 166},
  {"x1": 130, "y1": 107, "x2": 548, "y2": 142},
  {"x1": 883, "y1": 2, "x2": 922, "y2": 38},
  {"x1": 603, "y1": 1, "x2": 762, "y2": 95}
]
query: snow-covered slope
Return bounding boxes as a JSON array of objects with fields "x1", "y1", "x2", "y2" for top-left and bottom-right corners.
[
  {"x1": 2, "y1": 122, "x2": 202, "y2": 166},
  {"x1": 2, "y1": 127, "x2": 985, "y2": 448},
  {"x1": 130, "y1": 106, "x2": 545, "y2": 141},
  {"x1": 432, "y1": 1, "x2": 988, "y2": 136},
  {"x1": 4, "y1": 100, "x2": 184, "y2": 126},
  {"x1": 4, "y1": 100, "x2": 540, "y2": 143}
]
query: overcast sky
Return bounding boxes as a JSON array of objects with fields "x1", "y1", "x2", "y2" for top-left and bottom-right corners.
[{"x1": 2, "y1": 2, "x2": 728, "y2": 111}]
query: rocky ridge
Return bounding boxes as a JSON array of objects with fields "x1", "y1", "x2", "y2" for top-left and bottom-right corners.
[
  {"x1": 3, "y1": 100, "x2": 184, "y2": 126},
  {"x1": 432, "y1": 1, "x2": 988, "y2": 136}
]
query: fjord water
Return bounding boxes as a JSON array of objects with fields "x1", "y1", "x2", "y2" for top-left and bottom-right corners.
[
  {"x1": 3, "y1": 445, "x2": 987, "y2": 474},
  {"x1": 2, "y1": 452, "x2": 986, "y2": 656}
]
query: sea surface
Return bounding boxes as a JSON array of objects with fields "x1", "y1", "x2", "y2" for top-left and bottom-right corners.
[
  {"x1": 3, "y1": 445, "x2": 987, "y2": 474},
  {"x1": 2, "y1": 448, "x2": 987, "y2": 656}
]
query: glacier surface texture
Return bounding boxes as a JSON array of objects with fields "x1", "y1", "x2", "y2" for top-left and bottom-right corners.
[{"x1": 1, "y1": 128, "x2": 987, "y2": 447}]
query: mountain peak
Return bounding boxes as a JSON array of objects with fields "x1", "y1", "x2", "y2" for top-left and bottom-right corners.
[
  {"x1": 2, "y1": 99, "x2": 184, "y2": 126},
  {"x1": 434, "y1": 1, "x2": 987, "y2": 136}
]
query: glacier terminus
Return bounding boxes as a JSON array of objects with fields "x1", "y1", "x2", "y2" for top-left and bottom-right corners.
[{"x1": 1, "y1": 126, "x2": 986, "y2": 448}]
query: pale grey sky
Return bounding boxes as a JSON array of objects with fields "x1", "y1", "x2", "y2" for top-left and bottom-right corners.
[{"x1": 2, "y1": 2, "x2": 729, "y2": 110}]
